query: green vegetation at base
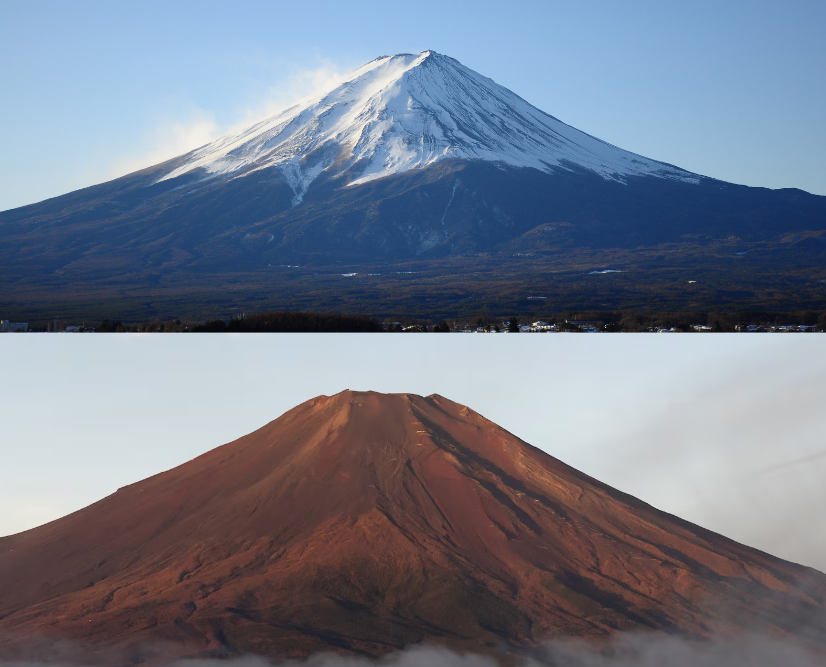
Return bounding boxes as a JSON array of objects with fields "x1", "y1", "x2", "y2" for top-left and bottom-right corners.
[
  {"x1": 191, "y1": 311, "x2": 382, "y2": 333},
  {"x1": 80, "y1": 309, "x2": 826, "y2": 333},
  {"x1": 7, "y1": 307, "x2": 826, "y2": 333},
  {"x1": 437, "y1": 310, "x2": 826, "y2": 333},
  {"x1": 96, "y1": 319, "x2": 187, "y2": 333},
  {"x1": 4, "y1": 243, "x2": 826, "y2": 331}
]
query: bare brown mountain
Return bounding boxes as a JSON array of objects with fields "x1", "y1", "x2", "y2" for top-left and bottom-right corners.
[{"x1": 1, "y1": 391, "x2": 825, "y2": 662}]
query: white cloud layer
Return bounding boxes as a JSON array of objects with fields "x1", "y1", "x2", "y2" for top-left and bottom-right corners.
[
  {"x1": 107, "y1": 109, "x2": 221, "y2": 177},
  {"x1": 573, "y1": 351, "x2": 826, "y2": 573},
  {"x1": 106, "y1": 63, "x2": 351, "y2": 180},
  {"x1": 2, "y1": 635, "x2": 825, "y2": 667}
]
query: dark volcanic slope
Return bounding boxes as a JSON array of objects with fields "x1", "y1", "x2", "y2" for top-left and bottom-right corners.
[
  {"x1": 3, "y1": 160, "x2": 826, "y2": 322},
  {"x1": 4, "y1": 159, "x2": 825, "y2": 275},
  {"x1": 1, "y1": 392, "x2": 825, "y2": 661}
]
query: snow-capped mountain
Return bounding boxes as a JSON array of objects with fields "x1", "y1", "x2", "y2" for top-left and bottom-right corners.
[
  {"x1": 2, "y1": 51, "x2": 825, "y2": 322},
  {"x1": 161, "y1": 51, "x2": 698, "y2": 204}
]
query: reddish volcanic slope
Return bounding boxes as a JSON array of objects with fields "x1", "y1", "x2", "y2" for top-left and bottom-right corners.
[{"x1": 1, "y1": 391, "x2": 825, "y2": 661}]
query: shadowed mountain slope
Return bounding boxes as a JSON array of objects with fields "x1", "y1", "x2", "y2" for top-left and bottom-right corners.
[{"x1": 1, "y1": 391, "x2": 825, "y2": 661}]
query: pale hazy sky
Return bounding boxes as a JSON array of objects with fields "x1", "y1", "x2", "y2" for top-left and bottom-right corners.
[
  {"x1": 1, "y1": 335, "x2": 824, "y2": 574},
  {"x1": 1, "y1": 0, "x2": 825, "y2": 211}
]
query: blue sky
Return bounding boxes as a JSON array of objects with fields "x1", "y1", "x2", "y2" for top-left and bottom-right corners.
[
  {"x1": 1, "y1": 0, "x2": 825, "y2": 211},
  {"x1": 2, "y1": 335, "x2": 825, "y2": 574}
]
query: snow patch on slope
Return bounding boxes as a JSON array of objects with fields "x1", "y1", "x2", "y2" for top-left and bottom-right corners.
[{"x1": 159, "y1": 51, "x2": 699, "y2": 200}]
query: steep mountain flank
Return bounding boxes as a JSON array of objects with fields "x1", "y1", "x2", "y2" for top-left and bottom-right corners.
[{"x1": 1, "y1": 392, "x2": 824, "y2": 661}]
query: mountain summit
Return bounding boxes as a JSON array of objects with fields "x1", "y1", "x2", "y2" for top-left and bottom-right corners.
[
  {"x1": 161, "y1": 51, "x2": 696, "y2": 204},
  {"x1": 1, "y1": 392, "x2": 824, "y2": 661}
]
